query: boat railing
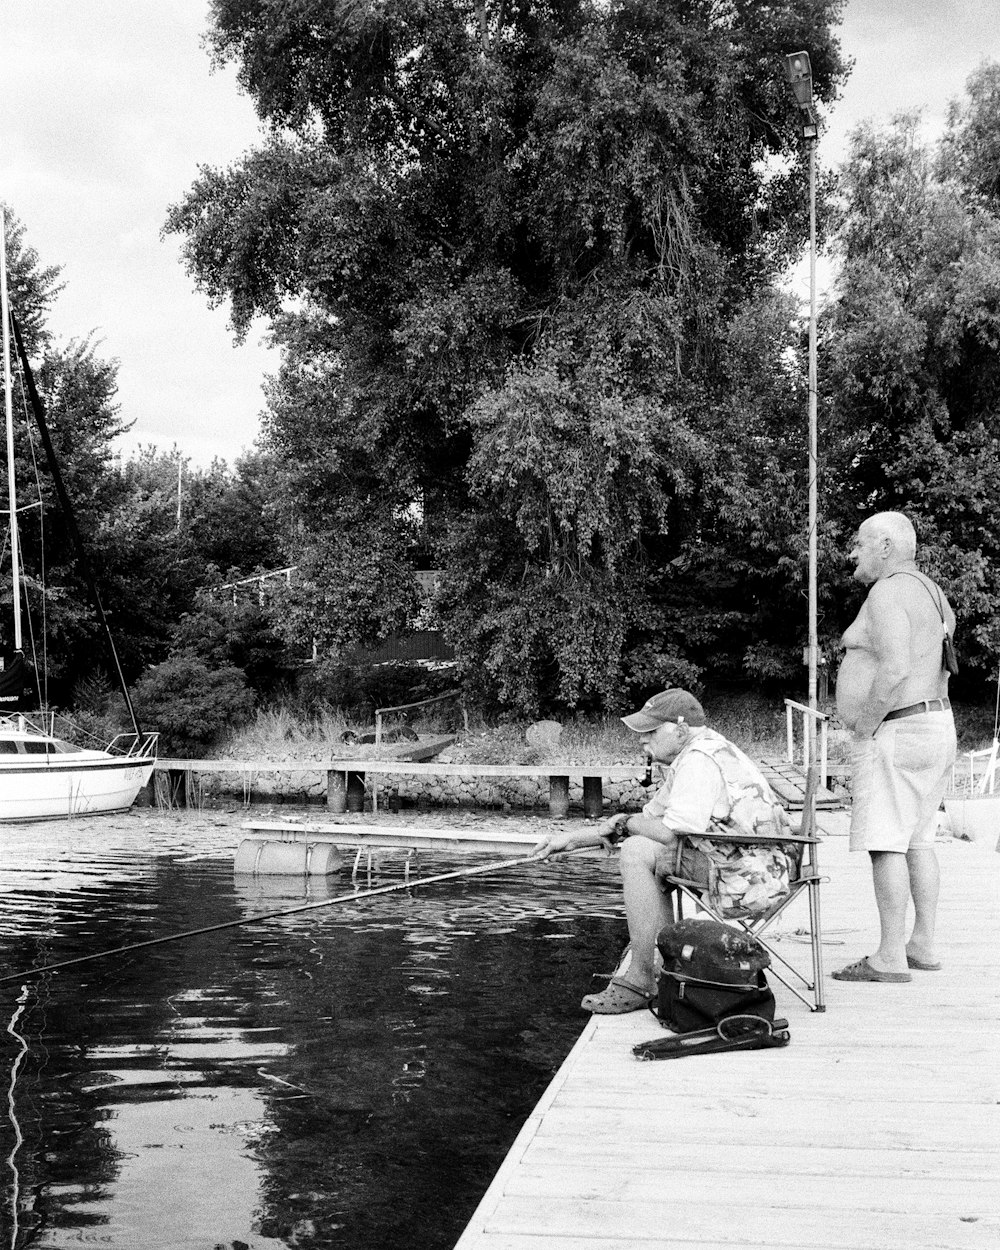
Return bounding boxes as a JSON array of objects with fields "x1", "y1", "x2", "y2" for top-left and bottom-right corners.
[
  {"x1": 107, "y1": 731, "x2": 159, "y2": 760},
  {"x1": 0, "y1": 711, "x2": 55, "y2": 736}
]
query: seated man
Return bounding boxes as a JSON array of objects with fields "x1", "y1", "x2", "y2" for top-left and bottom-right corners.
[{"x1": 533, "y1": 688, "x2": 791, "y2": 1013}]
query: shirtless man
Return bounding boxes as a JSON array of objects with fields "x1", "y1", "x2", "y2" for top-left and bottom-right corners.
[{"x1": 833, "y1": 511, "x2": 957, "y2": 983}]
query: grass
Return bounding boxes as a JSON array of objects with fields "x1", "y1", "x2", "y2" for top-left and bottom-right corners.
[
  {"x1": 215, "y1": 690, "x2": 791, "y2": 764},
  {"x1": 219, "y1": 706, "x2": 351, "y2": 759},
  {"x1": 213, "y1": 689, "x2": 997, "y2": 765}
]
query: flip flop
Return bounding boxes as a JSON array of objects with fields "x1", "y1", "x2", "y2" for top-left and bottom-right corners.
[
  {"x1": 906, "y1": 954, "x2": 942, "y2": 971},
  {"x1": 581, "y1": 975, "x2": 654, "y2": 1014},
  {"x1": 832, "y1": 956, "x2": 911, "y2": 983}
]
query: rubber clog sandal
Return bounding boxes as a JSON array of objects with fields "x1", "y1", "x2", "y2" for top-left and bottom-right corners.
[
  {"x1": 581, "y1": 975, "x2": 654, "y2": 1014},
  {"x1": 906, "y1": 954, "x2": 943, "y2": 971},
  {"x1": 831, "y1": 956, "x2": 911, "y2": 983}
]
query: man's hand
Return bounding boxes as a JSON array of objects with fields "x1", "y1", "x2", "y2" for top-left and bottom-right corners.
[
  {"x1": 531, "y1": 829, "x2": 580, "y2": 860},
  {"x1": 598, "y1": 813, "x2": 631, "y2": 852}
]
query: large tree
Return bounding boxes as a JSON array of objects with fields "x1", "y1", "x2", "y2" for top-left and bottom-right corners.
[
  {"x1": 822, "y1": 78, "x2": 1000, "y2": 680},
  {"x1": 167, "y1": 0, "x2": 849, "y2": 712}
]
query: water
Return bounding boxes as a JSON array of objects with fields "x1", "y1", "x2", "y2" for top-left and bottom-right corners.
[{"x1": 0, "y1": 810, "x2": 626, "y2": 1248}]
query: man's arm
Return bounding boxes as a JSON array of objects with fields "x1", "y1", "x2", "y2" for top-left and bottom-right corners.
[
  {"x1": 620, "y1": 752, "x2": 725, "y2": 844},
  {"x1": 855, "y1": 581, "x2": 911, "y2": 738}
]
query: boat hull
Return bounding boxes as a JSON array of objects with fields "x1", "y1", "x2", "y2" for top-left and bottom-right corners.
[{"x1": 0, "y1": 754, "x2": 156, "y2": 822}]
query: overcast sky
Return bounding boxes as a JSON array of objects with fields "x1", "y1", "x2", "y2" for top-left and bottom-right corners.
[{"x1": 1, "y1": 1, "x2": 998, "y2": 468}]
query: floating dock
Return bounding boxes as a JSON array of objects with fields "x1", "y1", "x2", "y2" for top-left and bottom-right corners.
[{"x1": 454, "y1": 830, "x2": 999, "y2": 1250}]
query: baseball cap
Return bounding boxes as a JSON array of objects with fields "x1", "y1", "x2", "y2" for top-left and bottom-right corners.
[{"x1": 621, "y1": 688, "x2": 706, "y2": 732}]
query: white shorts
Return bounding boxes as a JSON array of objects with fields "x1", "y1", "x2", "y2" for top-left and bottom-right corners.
[{"x1": 849, "y1": 711, "x2": 956, "y2": 853}]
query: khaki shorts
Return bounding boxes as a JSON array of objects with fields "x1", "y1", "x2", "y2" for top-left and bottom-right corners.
[
  {"x1": 849, "y1": 711, "x2": 956, "y2": 853},
  {"x1": 652, "y1": 840, "x2": 711, "y2": 888}
]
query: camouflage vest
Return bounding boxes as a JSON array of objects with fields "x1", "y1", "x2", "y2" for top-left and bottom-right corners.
[{"x1": 684, "y1": 733, "x2": 798, "y2": 918}]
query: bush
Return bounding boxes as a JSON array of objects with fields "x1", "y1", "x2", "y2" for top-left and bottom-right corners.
[{"x1": 133, "y1": 653, "x2": 256, "y2": 755}]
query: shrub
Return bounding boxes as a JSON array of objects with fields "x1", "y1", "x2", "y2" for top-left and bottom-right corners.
[{"x1": 133, "y1": 653, "x2": 256, "y2": 755}]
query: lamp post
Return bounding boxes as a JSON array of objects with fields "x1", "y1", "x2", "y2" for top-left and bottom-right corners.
[{"x1": 784, "y1": 50, "x2": 820, "y2": 765}]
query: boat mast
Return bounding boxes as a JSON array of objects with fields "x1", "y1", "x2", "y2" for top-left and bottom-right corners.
[{"x1": 0, "y1": 208, "x2": 22, "y2": 653}]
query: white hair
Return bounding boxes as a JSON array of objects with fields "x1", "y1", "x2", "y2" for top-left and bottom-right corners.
[{"x1": 864, "y1": 511, "x2": 917, "y2": 560}]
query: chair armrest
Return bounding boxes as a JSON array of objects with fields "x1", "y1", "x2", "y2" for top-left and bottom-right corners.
[{"x1": 679, "y1": 829, "x2": 819, "y2": 846}]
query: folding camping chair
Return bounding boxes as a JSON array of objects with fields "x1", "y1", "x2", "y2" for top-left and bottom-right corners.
[{"x1": 661, "y1": 769, "x2": 825, "y2": 1011}]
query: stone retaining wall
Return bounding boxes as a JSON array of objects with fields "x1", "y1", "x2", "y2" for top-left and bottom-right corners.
[{"x1": 191, "y1": 768, "x2": 650, "y2": 813}]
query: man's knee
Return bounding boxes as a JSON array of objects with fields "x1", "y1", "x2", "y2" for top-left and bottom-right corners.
[{"x1": 619, "y1": 834, "x2": 665, "y2": 873}]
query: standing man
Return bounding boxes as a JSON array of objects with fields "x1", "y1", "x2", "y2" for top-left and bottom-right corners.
[{"x1": 833, "y1": 511, "x2": 957, "y2": 983}]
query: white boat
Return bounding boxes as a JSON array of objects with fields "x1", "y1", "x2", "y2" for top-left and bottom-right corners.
[
  {"x1": 0, "y1": 210, "x2": 157, "y2": 820},
  {"x1": 0, "y1": 714, "x2": 156, "y2": 822}
]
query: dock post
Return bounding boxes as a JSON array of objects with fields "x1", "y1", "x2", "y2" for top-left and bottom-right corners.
[
  {"x1": 327, "y1": 770, "x2": 347, "y2": 813},
  {"x1": 548, "y1": 775, "x2": 570, "y2": 818},
  {"x1": 169, "y1": 768, "x2": 187, "y2": 809},
  {"x1": 346, "y1": 771, "x2": 365, "y2": 812},
  {"x1": 582, "y1": 776, "x2": 603, "y2": 819}
]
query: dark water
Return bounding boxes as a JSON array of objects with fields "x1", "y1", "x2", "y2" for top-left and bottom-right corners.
[{"x1": 0, "y1": 815, "x2": 625, "y2": 1248}]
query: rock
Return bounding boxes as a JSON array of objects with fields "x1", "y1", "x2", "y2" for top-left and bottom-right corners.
[{"x1": 526, "y1": 719, "x2": 562, "y2": 750}]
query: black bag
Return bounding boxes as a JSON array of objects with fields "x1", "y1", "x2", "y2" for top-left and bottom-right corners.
[{"x1": 653, "y1": 918, "x2": 776, "y2": 1033}]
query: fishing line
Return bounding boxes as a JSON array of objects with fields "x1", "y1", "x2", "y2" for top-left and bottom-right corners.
[
  {"x1": 5, "y1": 984, "x2": 30, "y2": 1246},
  {"x1": 0, "y1": 849, "x2": 585, "y2": 988}
]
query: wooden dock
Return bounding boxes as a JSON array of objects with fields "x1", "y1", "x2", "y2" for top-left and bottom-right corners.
[{"x1": 454, "y1": 829, "x2": 998, "y2": 1250}]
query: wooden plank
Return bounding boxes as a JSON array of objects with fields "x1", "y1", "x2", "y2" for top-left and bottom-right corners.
[
  {"x1": 506, "y1": 1169, "x2": 998, "y2": 1218},
  {"x1": 158, "y1": 758, "x2": 641, "y2": 781},
  {"x1": 454, "y1": 834, "x2": 1000, "y2": 1250},
  {"x1": 533, "y1": 1102, "x2": 1000, "y2": 1153},
  {"x1": 758, "y1": 756, "x2": 843, "y2": 808},
  {"x1": 520, "y1": 1139, "x2": 999, "y2": 1182},
  {"x1": 476, "y1": 1197, "x2": 999, "y2": 1249},
  {"x1": 241, "y1": 823, "x2": 547, "y2": 856}
]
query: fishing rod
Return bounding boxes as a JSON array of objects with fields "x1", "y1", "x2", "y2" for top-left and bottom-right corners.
[{"x1": 0, "y1": 848, "x2": 587, "y2": 988}]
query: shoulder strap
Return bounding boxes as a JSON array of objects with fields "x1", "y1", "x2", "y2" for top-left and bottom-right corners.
[
  {"x1": 633, "y1": 1015, "x2": 791, "y2": 1061},
  {"x1": 886, "y1": 570, "x2": 947, "y2": 625}
]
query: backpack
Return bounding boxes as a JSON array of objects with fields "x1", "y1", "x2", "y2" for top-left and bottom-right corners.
[{"x1": 652, "y1": 918, "x2": 776, "y2": 1033}]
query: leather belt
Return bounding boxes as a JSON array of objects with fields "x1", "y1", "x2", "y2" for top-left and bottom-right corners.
[{"x1": 882, "y1": 697, "x2": 951, "y2": 723}]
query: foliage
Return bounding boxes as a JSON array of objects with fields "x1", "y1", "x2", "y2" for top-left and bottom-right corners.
[
  {"x1": 823, "y1": 91, "x2": 1000, "y2": 683},
  {"x1": 298, "y1": 654, "x2": 459, "y2": 721},
  {"x1": 170, "y1": 581, "x2": 292, "y2": 696},
  {"x1": 166, "y1": 0, "x2": 850, "y2": 712},
  {"x1": 132, "y1": 653, "x2": 256, "y2": 755}
]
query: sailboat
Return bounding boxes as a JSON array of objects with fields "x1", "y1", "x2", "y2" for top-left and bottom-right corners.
[{"x1": 0, "y1": 209, "x2": 157, "y2": 821}]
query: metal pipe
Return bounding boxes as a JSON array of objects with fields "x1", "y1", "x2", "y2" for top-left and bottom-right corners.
[
  {"x1": 0, "y1": 210, "x2": 22, "y2": 653},
  {"x1": 807, "y1": 135, "x2": 819, "y2": 730}
]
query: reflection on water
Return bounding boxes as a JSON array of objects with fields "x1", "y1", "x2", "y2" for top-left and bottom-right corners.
[{"x1": 0, "y1": 812, "x2": 624, "y2": 1248}]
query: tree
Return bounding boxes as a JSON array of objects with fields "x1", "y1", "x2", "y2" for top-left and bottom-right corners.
[
  {"x1": 167, "y1": 1, "x2": 850, "y2": 711},
  {"x1": 2, "y1": 209, "x2": 139, "y2": 694},
  {"x1": 822, "y1": 94, "x2": 1000, "y2": 678}
]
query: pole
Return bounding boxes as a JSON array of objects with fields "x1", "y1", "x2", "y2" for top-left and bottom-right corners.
[
  {"x1": 10, "y1": 315, "x2": 143, "y2": 737},
  {"x1": 0, "y1": 210, "x2": 22, "y2": 652},
  {"x1": 807, "y1": 135, "x2": 819, "y2": 763}
]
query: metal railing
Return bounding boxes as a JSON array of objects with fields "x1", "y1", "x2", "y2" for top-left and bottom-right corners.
[
  {"x1": 374, "y1": 690, "x2": 464, "y2": 746},
  {"x1": 784, "y1": 698, "x2": 829, "y2": 790}
]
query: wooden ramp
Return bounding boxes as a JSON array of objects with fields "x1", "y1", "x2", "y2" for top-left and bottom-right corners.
[
  {"x1": 758, "y1": 755, "x2": 843, "y2": 808},
  {"x1": 454, "y1": 832, "x2": 999, "y2": 1250}
]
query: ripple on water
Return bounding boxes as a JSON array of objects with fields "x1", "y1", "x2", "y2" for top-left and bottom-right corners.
[{"x1": 0, "y1": 807, "x2": 625, "y2": 1248}]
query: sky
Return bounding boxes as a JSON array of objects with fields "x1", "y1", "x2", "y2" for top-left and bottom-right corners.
[{"x1": 1, "y1": 0, "x2": 999, "y2": 468}]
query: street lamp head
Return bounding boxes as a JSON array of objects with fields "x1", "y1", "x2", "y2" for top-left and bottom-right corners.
[
  {"x1": 784, "y1": 51, "x2": 813, "y2": 104},
  {"x1": 783, "y1": 50, "x2": 819, "y2": 140}
]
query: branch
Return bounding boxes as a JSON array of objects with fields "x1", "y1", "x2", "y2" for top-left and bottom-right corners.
[
  {"x1": 382, "y1": 84, "x2": 447, "y2": 141},
  {"x1": 475, "y1": 1, "x2": 491, "y2": 54}
]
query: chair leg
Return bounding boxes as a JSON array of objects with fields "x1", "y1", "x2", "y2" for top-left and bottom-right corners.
[{"x1": 807, "y1": 878, "x2": 825, "y2": 1011}]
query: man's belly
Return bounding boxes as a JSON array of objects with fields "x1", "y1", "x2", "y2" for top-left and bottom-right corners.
[{"x1": 835, "y1": 649, "x2": 876, "y2": 728}]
